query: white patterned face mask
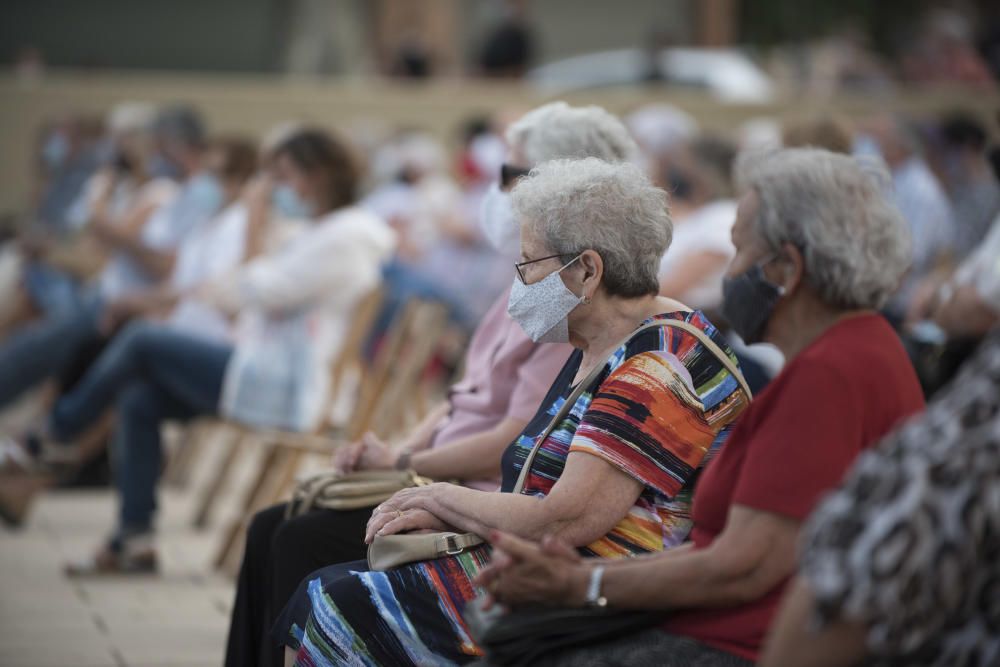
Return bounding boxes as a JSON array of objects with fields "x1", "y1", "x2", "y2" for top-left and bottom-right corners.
[{"x1": 507, "y1": 255, "x2": 583, "y2": 343}]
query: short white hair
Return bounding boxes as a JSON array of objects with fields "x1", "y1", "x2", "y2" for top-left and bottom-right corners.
[
  {"x1": 512, "y1": 158, "x2": 672, "y2": 298},
  {"x1": 736, "y1": 147, "x2": 911, "y2": 310},
  {"x1": 506, "y1": 102, "x2": 639, "y2": 166}
]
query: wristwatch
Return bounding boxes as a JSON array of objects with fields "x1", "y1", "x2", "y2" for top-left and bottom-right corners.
[{"x1": 584, "y1": 565, "x2": 608, "y2": 608}]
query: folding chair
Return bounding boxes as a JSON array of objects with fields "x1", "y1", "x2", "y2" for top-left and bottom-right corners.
[
  {"x1": 210, "y1": 299, "x2": 451, "y2": 574},
  {"x1": 188, "y1": 288, "x2": 383, "y2": 529}
]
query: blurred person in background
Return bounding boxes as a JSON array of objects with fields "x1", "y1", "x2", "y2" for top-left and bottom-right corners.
[
  {"x1": 31, "y1": 114, "x2": 105, "y2": 236},
  {"x1": 454, "y1": 116, "x2": 506, "y2": 192},
  {"x1": 801, "y1": 23, "x2": 895, "y2": 99},
  {"x1": 224, "y1": 99, "x2": 639, "y2": 667},
  {"x1": 629, "y1": 106, "x2": 778, "y2": 390},
  {"x1": 454, "y1": 114, "x2": 508, "y2": 228},
  {"x1": 5, "y1": 104, "x2": 171, "y2": 330},
  {"x1": 478, "y1": 0, "x2": 535, "y2": 78},
  {"x1": 2, "y1": 114, "x2": 104, "y2": 330},
  {"x1": 855, "y1": 114, "x2": 955, "y2": 323},
  {"x1": 11, "y1": 128, "x2": 394, "y2": 574},
  {"x1": 97, "y1": 137, "x2": 259, "y2": 346},
  {"x1": 738, "y1": 117, "x2": 783, "y2": 154},
  {"x1": 927, "y1": 111, "x2": 1000, "y2": 260},
  {"x1": 365, "y1": 130, "x2": 507, "y2": 337},
  {"x1": 656, "y1": 136, "x2": 738, "y2": 313},
  {"x1": 903, "y1": 134, "x2": 1000, "y2": 394},
  {"x1": 0, "y1": 137, "x2": 259, "y2": 506},
  {"x1": 0, "y1": 106, "x2": 218, "y2": 426},
  {"x1": 899, "y1": 8, "x2": 996, "y2": 89},
  {"x1": 782, "y1": 115, "x2": 854, "y2": 155},
  {"x1": 624, "y1": 103, "x2": 698, "y2": 193}
]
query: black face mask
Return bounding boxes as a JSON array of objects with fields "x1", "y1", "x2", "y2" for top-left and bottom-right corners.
[
  {"x1": 664, "y1": 166, "x2": 693, "y2": 201},
  {"x1": 721, "y1": 261, "x2": 785, "y2": 344}
]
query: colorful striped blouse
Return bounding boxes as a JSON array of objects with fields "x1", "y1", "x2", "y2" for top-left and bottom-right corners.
[{"x1": 499, "y1": 310, "x2": 749, "y2": 557}]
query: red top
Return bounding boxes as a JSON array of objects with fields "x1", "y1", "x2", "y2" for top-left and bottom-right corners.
[{"x1": 662, "y1": 313, "x2": 925, "y2": 661}]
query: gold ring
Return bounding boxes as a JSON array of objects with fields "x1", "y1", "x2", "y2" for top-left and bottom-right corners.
[{"x1": 394, "y1": 509, "x2": 403, "y2": 519}]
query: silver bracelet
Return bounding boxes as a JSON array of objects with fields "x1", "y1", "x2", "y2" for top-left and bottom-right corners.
[{"x1": 585, "y1": 565, "x2": 608, "y2": 608}]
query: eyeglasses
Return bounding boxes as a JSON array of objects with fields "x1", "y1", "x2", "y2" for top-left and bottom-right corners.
[
  {"x1": 514, "y1": 253, "x2": 575, "y2": 284},
  {"x1": 500, "y1": 163, "x2": 532, "y2": 189}
]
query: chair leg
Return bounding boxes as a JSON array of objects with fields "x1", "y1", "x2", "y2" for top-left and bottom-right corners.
[
  {"x1": 213, "y1": 444, "x2": 298, "y2": 575},
  {"x1": 164, "y1": 421, "x2": 209, "y2": 489},
  {"x1": 191, "y1": 431, "x2": 243, "y2": 529},
  {"x1": 264, "y1": 449, "x2": 305, "y2": 507}
]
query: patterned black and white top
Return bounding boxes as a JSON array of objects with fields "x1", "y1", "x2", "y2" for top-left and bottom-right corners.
[{"x1": 800, "y1": 330, "x2": 1000, "y2": 666}]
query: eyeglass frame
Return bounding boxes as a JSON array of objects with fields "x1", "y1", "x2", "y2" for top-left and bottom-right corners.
[{"x1": 514, "y1": 253, "x2": 580, "y2": 284}]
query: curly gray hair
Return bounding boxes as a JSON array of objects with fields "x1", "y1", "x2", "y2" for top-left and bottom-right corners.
[
  {"x1": 506, "y1": 102, "x2": 640, "y2": 165},
  {"x1": 512, "y1": 157, "x2": 672, "y2": 298},
  {"x1": 736, "y1": 147, "x2": 911, "y2": 310}
]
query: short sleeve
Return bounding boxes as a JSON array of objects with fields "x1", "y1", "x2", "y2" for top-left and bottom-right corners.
[
  {"x1": 506, "y1": 342, "x2": 573, "y2": 422},
  {"x1": 569, "y1": 350, "x2": 719, "y2": 499},
  {"x1": 732, "y1": 361, "x2": 862, "y2": 520}
]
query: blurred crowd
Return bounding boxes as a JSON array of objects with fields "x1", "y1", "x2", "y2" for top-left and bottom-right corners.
[
  {"x1": 0, "y1": 92, "x2": 998, "y2": 667},
  {"x1": 2, "y1": 95, "x2": 999, "y2": 516},
  {"x1": 13, "y1": 99, "x2": 999, "y2": 342}
]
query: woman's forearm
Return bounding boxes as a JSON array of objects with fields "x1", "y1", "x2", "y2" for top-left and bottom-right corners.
[
  {"x1": 422, "y1": 480, "x2": 624, "y2": 546},
  {"x1": 242, "y1": 201, "x2": 270, "y2": 262},
  {"x1": 422, "y1": 485, "x2": 545, "y2": 539},
  {"x1": 411, "y1": 417, "x2": 526, "y2": 482},
  {"x1": 598, "y1": 514, "x2": 795, "y2": 610},
  {"x1": 598, "y1": 547, "x2": 737, "y2": 609},
  {"x1": 399, "y1": 402, "x2": 450, "y2": 454},
  {"x1": 391, "y1": 455, "x2": 646, "y2": 547}
]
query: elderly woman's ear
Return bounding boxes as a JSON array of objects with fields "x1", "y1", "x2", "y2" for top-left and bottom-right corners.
[
  {"x1": 577, "y1": 250, "x2": 604, "y2": 300},
  {"x1": 769, "y1": 242, "x2": 806, "y2": 295}
]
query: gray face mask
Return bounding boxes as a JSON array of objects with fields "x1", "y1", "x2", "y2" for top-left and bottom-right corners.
[{"x1": 507, "y1": 255, "x2": 583, "y2": 343}]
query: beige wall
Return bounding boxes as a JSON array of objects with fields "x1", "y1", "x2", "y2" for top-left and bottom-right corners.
[{"x1": 2, "y1": 70, "x2": 998, "y2": 215}]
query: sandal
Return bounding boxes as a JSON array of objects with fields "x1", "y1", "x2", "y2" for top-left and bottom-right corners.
[
  {"x1": 0, "y1": 471, "x2": 52, "y2": 527},
  {"x1": 64, "y1": 539, "x2": 158, "y2": 577},
  {"x1": 0, "y1": 436, "x2": 40, "y2": 475}
]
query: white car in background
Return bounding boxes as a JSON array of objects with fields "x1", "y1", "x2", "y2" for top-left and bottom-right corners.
[{"x1": 528, "y1": 47, "x2": 775, "y2": 104}]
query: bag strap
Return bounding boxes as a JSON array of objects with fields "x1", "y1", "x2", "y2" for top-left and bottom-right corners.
[
  {"x1": 433, "y1": 532, "x2": 485, "y2": 555},
  {"x1": 512, "y1": 316, "x2": 751, "y2": 494},
  {"x1": 656, "y1": 318, "x2": 753, "y2": 400}
]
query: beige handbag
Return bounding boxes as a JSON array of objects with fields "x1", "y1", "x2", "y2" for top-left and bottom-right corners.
[
  {"x1": 367, "y1": 317, "x2": 751, "y2": 571},
  {"x1": 285, "y1": 469, "x2": 432, "y2": 519}
]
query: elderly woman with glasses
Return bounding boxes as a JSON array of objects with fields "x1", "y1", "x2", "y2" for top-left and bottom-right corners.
[
  {"x1": 273, "y1": 157, "x2": 751, "y2": 666},
  {"x1": 475, "y1": 148, "x2": 926, "y2": 667}
]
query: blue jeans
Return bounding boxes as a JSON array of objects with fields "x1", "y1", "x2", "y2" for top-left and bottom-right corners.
[
  {"x1": 0, "y1": 297, "x2": 103, "y2": 411},
  {"x1": 50, "y1": 322, "x2": 233, "y2": 533},
  {"x1": 22, "y1": 262, "x2": 87, "y2": 316}
]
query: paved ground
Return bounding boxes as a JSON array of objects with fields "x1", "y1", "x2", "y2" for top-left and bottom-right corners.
[{"x1": 0, "y1": 477, "x2": 238, "y2": 667}]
